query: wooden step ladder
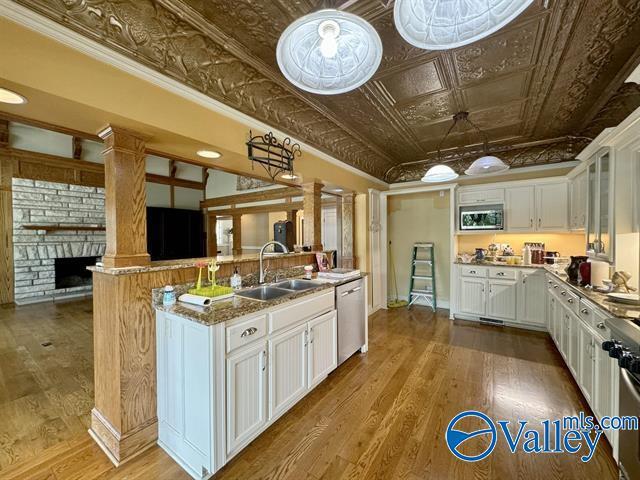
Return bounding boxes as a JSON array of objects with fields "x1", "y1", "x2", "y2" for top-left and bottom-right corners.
[{"x1": 408, "y1": 242, "x2": 436, "y2": 311}]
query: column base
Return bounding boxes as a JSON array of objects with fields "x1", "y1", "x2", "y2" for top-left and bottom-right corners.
[{"x1": 89, "y1": 408, "x2": 158, "y2": 466}]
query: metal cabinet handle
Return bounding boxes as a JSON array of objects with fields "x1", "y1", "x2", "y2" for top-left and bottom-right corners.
[
  {"x1": 561, "y1": 291, "x2": 567, "y2": 296},
  {"x1": 469, "y1": 270, "x2": 477, "y2": 274},
  {"x1": 567, "y1": 299, "x2": 574, "y2": 304},
  {"x1": 538, "y1": 218, "x2": 541, "y2": 227},
  {"x1": 241, "y1": 327, "x2": 258, "y2": 338},
  {"x1": 496, "y1": 272, "x2": 505, "y2": 276},
  {"x1": 597, "y1": 322, "x2": 606, "y2": 330},
  {"x1": 580, "y1": 308, "x2": 589, "y2": 315},
  {"x1": 262, "y1": 350, "x2": 267, "y2": 371},
  {"x1": 553, "y1": 285, "x2": 559, "y2": 289},
  {"x1": 530, "y1": 219, "x2": 533, "y2": 228},
  {"x1": 341, "y1": 286, "x2": 362, "y2": 297}
]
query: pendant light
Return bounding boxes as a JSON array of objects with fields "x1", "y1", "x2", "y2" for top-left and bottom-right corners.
[
  {"x1": 421, "y1": 164, "x2": 458, "y2": 183},
  {"x1": 276, "y1": 9, "x2": 382, "y2": 95},
  {"x1": 465, "y1": 155, "x2": 509, "y2": 176},
  {"x1": 394, "y1": 0, "x2": 534, "y2": 50}
]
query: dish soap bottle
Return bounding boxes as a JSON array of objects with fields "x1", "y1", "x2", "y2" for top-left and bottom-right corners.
[
  {"x1": 230, "y1": 267, "x2": 242, "y2": 290},
  {"x1": 162, "y1": 285, "x2": 176, "y2": 306}
]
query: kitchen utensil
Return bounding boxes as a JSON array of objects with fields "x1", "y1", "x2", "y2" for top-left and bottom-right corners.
[
  {"x1": 566, "y1": 256, "x2": 588, "y2": 283},
  {"x1": 579, "y1": 261, "x2": 591, "y2": 287},
  {"x1": 475, "y1": 248, "x2": 486, "y2": 262}
]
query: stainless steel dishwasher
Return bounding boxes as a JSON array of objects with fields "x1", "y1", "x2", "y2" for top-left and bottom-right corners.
[{"x1": 336, "y1": 278, "x2": 366, "y2": 365}]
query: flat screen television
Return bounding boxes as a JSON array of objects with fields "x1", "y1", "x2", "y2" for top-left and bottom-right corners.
[{"x1": 146, "y1": 207, "x2": 205, "y2": 261}]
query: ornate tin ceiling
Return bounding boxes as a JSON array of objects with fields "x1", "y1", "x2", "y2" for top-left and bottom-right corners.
[{"x1": 12, "y1": 0, "x2": 640, "y2": 182}]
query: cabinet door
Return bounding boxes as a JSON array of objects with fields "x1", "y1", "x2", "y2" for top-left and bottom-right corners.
[
  {"x1": 570, "y1": 170, "x2": 587, "y2": 230},
  {"x1": 487, "y1": 280, "x2": 517, "y2": 321},
  {"x1": 506, "y1": 186, "x2": 535, "y2": 231},
  {"x1": 268, "y1": 324, "x2": 307, "y2": 421},
  {"x1": 535, "y1": 183, "x2": 568, "y2": 231},
  {"x1": 568, "y1": 312, "x2": 580, "y2": 378},
  {"x1": 594, "y1": 342, "x2": 616, "y2": 421},
  {"x1": 549, "y1": 295, "x2": 558, "y2": 346},
  {"x1": 596, "y1": 150, "x2": 614, "y2": 262},
  {"x1": 518, "y1": 271, "x2": 546, "y2": 326},
  {"x1": 559, "y1": 307, "x2": 569, "y2": 361},
  {"x1": 226, "y1": 342, "x2": 267, "y2": 454},
  {"x1": 308, "y1": 311, "x2": 338, "y2": 389},
  {"x1": 586, "y1": 160, "x2": 599, "y2": 255},
  {"x1": 578, "y1": 323, "x2": 595, "y2": 405},
  {"x1": 459, "y1": 278, "x2": 486, "y2": 316}
]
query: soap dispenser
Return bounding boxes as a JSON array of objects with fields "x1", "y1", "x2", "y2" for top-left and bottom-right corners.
[{"x1": 230, "y1": 267, "x2": 242, "y2": 290}]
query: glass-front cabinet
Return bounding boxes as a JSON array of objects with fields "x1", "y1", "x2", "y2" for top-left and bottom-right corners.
[{"x1": 586, "y1": 148, "x2": 615, "y2": 263}]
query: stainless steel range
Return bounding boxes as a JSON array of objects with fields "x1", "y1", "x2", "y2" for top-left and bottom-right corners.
[{"x1": 602, "y1": 318, "x2": 640, "y2": 480}]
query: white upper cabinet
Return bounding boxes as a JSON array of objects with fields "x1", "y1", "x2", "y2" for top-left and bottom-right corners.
[
  {"x1": 535, "y1": 182, "x2": 569, "y2": 231},
  {"x1": 457, "y1": 188, "x2": 504, "y2": 205},
  {"x1": 569, "y1": 169, "x2": 588, "y2": 231},
  {"x1": 505, "y1": 186, "x2": 535, "y2": 232},
  {"x1": 586, "y1": 148, "x2": 615, "y2": 263}
]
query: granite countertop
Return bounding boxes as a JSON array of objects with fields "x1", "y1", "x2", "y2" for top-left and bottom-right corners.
[
  {"x1": 454, "y1": 261, "x2": 548, "y2": 269},
  {"x1": 88, "y1": 251, "x2": 322, "y2": 276},
  {"x1": 154, "y1": 274, "x2": 365, "y2": 326},
  {"x1": 544, "y1": 269, "x2": 640, "y2": 320}
]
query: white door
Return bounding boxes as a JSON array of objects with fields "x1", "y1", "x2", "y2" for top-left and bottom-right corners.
[
  {"x1": 535, "y1": 183, "x2": 568, "y2": 231},
  {"x1": 578, "y1": 323, "x2": 595, "y2": 405},
  {"x1": 308, "y1": 311, "x2": 338, "y2": 389},
  {"x1": 459, "y1": 278, "x2": 486, "y2": 316},
  {"x1": 322, "y1": 207, "x2": 338, "y2": 252},
  {"x1": 505, "y1": 186, "x2": 535, "y2": 231},
  {"x1": 487, "y1": 280, "x2": 517, "y2": 321},
  {"x1": 226, "y1": 342, "x2": 268, "y2": 455},
  {"x1": 518, "y1": 271, "x2": 546, "y2": 326},
  {"x1": 268, "y1": 324, "x2": 307, "y2": 421}
]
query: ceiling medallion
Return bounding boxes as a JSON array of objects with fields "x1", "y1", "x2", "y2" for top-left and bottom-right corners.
[
  {"x1": 276, "y1": 9, "x2": 383, "y2": 95},
  {"x1": 394, "y1": 0, "x2": 534, "y2": 50},
  {"x1": 246, "y1": 131, "x2": 301, "y2": 181}
]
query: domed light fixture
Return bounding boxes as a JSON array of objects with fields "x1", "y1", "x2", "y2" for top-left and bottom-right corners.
[
  {"x1": 394, "y1": 0, "x2": 534, "y2": 50},
  {"x1": 276, "y1": 9, "x2": 383, "y2": 95},
  {"x1": 0, "y1": 87, "x2": 27, "y2": 105},
  {"x1": 421, "y1": 164, "x2": 458, "y2": 183},
  {"x1": 197, "y1": 149, "x2": 222, "y2": 159},
  {"x1": 465, "y1": 155, "x2": 509, "y2": 176}
]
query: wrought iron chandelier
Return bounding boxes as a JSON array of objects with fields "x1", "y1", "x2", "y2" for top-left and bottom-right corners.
[{"x1": 246, "y1": 131, "x2": 301, "y2": 181}]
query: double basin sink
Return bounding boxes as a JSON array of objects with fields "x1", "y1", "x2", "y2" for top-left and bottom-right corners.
[{"x1": 235, "y1": 279, "x2": 320, "y2": 302}]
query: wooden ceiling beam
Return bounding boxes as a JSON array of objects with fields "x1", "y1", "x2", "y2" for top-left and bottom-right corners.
[
  {"x1": 208, "y1": 197, "x2": 336, "y2": 217},
  {"x1": 201, "y1": 186, "x2": 302, "y2": 208}
]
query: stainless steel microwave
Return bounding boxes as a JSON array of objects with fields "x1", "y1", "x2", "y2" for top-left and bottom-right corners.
[{"x1": 459, "y1": 204, "x2": 504, "y2": 231}]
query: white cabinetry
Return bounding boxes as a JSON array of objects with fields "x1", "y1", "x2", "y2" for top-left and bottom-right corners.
[
  {"x1": 518, "y1": 270, "x2": 546, "y2": 326},
  {"x1": 459, "y1": 277, "x2": 486, "y2": 317},
  {"x1": 458, "y1": 188, "x2": 504, "y2": 205},
  {"x1": 578, "y1": 320, "x2": 595, "y2": 405},
  {"x1": 227, "y1": 342, "x2": 268, "y2": 455},
  {"x1": 487, "y1": 280, "x2": 517, "y2": 321},
  {"x1": 586, "y1": 148, "x2": 615, "y2": 263},
  {"x1": 503, "y1": 181, "x2": 568, "y2": 232},
  {"x1": 268, "y1": 324, "x2": 307, "y2": 421},
  {"x1": 308, "y1": 311, "x2": 338, "y2": 389},
  {"x1": 569, "y1": 169, "x2": 587, "y2": 231},
  {"x1": 535, "y1": 182, "x2": 569, "y2": 231},
  {"x1": 505, "y1": 186, "x2": 535, "y2": 231}
]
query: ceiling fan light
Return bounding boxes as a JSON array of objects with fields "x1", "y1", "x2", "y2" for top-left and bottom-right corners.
[
  {"x1": 421, "y1": 164, "x2": 459, "y2": 183},
  {"x1": 394, "y1": 0, "x2": 534, "y2": 50},
  {"x1": 276, "y1": 9, "x2": 382, "y2": 95},
  {"x1": 465, "y1": 156, "x2": 510, "y2": 176}
]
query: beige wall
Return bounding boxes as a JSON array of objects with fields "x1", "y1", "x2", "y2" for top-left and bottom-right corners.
[
  {"x1": 387, "y1": 191, "x2": 451, "y2": 306},
  {"x1": 457, "y1": 232, "x2": 586, "y2": 257}
]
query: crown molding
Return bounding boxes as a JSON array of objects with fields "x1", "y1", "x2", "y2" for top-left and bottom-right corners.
[{"x1": 0, "y1": 0, "x2": 389, "y2": 188}]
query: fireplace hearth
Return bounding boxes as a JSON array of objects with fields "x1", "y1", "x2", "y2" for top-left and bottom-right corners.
[{"x1": 55, "y1": 257, "x2": 99, "y2": 289}]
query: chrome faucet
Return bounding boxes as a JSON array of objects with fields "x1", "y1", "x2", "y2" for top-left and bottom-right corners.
[{"x1": 259, "y1": 241, "x2": 289, "y2": 284}]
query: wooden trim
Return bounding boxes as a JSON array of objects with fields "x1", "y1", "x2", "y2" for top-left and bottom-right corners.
[
  {"x1": 23, "y1": 225, "x2": 106, "y2": 232},
  {"x1": 200, "y1": 186, "x2": 301, "y2": 208},
  {"x1": 145, "y1": 173, "x2": 203, "y2": 190},
  {"x1": 0, "y1": 111, "x2": 100, "y2": 141},
  {"x1": 232, "y1": 214, "x2": 242, "y2": 256},
  {"x1": 0, "y1": 119, "x2": 9, "y2": 147},
  {"x1": 0, "y1": 151, "x2": 14, "y2": 304},
  {"x1": 303, "y1": 182, "x2": 323, "y2": 250},
  {"x1": 208, "y1": 198, "x2": 335, "y2": 218},
  {"x1": 72, "y1": 136, "x2": 83, "y2": 160}
]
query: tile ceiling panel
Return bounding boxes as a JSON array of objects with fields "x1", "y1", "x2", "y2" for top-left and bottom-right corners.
[{"x1": 10, "y1": 0, "x2": 640, "y2": 182}]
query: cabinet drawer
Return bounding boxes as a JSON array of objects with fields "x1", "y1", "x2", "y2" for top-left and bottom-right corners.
[
  {"x1": 489, "y1": 268, "x2": 517, "y2": 280},
  {"x1": 579, "y1": 300, "x2": 611, "y2": 338},
  {"x1": 226, "y1": 315, "x2": 267, "y2": 353},
  {"x1": 460, "y1": 266, "x2": 488, "y2": 278},
  {"x1": 458, "y1": 188, "x2": 504, "y2": 204},
  {"x1": 558, "y1": 288, "x2": 580, "y2": 316},
  {"x1": 269, "y1": 291, "x2": 334, "y2": 334}
]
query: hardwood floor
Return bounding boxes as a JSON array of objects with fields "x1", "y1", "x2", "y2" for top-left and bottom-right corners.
[{"x1": 0, "y1": 302, "x2": 618, "y2": 479}]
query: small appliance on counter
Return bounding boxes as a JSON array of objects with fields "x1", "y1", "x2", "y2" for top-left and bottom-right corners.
[
  {"x1": 566, "y1": 256, "x2": 588, "y2": 283},
  {"x1": 524, "y1": 242, "x2": 545, "y2": 264}
]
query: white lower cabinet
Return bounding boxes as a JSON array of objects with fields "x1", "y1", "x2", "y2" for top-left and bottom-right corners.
[
  {"x1": 517, "y1": 270, "x2": 546, "y2": 326},
  {"x1": 578, "y1": 320, "x2": 595, "y2": 405},
  {"x1": 487, "y1": 280, "x2": 517, "y2": 321},
  {"x1": 459, "y1": 277, "x2": 486, "y2": 316},
  {"x1": 227, "y1": 342, "x2": 268, "y2": 455},
  {"x1": 308, "y1": 311, "x2": 338, "y2": 389}
]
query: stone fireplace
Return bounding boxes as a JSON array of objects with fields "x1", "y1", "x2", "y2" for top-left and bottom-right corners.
[{"x1": 12, "y1": 179, "x2": 106, "y2": 304}]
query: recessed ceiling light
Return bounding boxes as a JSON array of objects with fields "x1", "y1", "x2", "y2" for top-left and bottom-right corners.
[
  {"x1": 334, "y1": 188, "x2": 344, "y2": 192},
  {"x1": 0, "y1": 87, "x2": 27, "y2": 105},
  {"x1": 197, "y1": 150, "x2": 221, "y2": 159},
  {"x1": 281, "y1": 172, "x2": 298, "y2": 180}
]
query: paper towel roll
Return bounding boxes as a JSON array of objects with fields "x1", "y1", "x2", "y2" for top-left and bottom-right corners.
[
  {"x1": 178, "y1": 293, "x2": 212, "y2": 307},
  {"x1": 589, "y1": 260, "x2": 609, "y2": 288}
]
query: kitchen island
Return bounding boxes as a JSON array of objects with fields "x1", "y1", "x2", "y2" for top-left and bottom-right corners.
[{"x1": 153, "y1": 275, "x2": 368, "y2": 479}]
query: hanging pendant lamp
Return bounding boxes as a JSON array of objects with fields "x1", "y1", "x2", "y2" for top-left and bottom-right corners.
[
  {"x1": 421, "y1": 164, "x2": 458, "y2": 183},
  {"x1": 465, "y1": 155, "x2": 509, "y2": 175},
  {"x1": 276, "y1": 9, "x2": 383, "y2": 95},
  {"x1": 394, "y1": 0, "x2": 534, "y2": 50}
]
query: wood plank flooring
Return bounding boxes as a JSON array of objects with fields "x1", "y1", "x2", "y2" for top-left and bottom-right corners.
[{"x1": 0, "y1": 301, "x2": 619, "y2": 479}]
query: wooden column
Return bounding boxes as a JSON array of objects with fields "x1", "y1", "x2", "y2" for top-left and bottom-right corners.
[
  {"x1": 341, "y1": 193, "x2": 355, "y2": 269},
  {"x1": 232, "y1": 214, "x2": 242, "y2": 256},
  {"x1": 302, "y1": 181, "x2": 323, "y2": 251},
  {"x1": 98, "y1": 126, "x2": 150, "y2": 268},
  {"x1": 0, "y1": 147, "x2": 14, "y2": 305},
  {"x1": 90, "y1": 126, "x2": 154, "y2": 466},
  {"x1": 287, "y1": 208, "x2": 298, "y2": 243},
  {"x1": 207, "y1": 213, "x2": 218, "y2": 256}
]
